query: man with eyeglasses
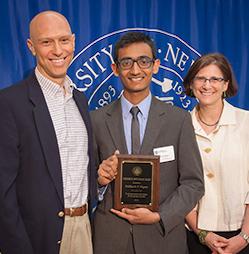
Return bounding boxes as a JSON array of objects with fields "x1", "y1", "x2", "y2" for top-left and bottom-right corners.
[{"x1": 91, "y1": 32, "x2": 204, "y2": 254}]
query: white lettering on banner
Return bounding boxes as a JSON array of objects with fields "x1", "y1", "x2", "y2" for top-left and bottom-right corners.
[
  {"x1": 100, "y1": 45, "x2": 114, "y2": 62},
  {"x1": 98, "y1": 85, "x2": 116, "y2": 107},
  {"x1": 75, "y1": 45, "x2": 113, "y2": 92},
  {"x1": 75, "y1": 69, "x2": 93, "y2": 90},
  {"x1": 89, "y1": 52, "x2": 107, "y2": 73},
  {"x1": 163, "y1": 43, "x2": 194, "y2": 72}
]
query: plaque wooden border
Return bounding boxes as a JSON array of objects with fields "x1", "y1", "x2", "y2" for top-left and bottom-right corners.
[{"x1": 114, "y1": 154, "x2": 159, "y2": 211}]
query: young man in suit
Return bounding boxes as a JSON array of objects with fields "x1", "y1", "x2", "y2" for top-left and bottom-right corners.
[
  {"x1": 0, "y1": 11, "x2": 96, "y2": 254},
  {"x1": 91, "y1": 32, "x2": 204, "y2": 254}
]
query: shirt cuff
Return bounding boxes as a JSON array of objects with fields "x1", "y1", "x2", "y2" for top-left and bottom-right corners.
[{"x1": 98, "y1": 184, "x2": 108, "y2": 201}]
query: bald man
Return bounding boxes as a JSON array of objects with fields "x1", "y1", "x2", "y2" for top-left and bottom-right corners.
[{"x1": 0, "y1": 11, "x2": 96, "y2": 254}]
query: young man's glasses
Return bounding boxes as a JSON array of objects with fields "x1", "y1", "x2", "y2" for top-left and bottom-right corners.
[{"x1": 117, "y1": 56, "x2": 155, "y2": 70}]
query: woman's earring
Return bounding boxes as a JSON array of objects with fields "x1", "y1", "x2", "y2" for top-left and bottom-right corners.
[
  {"x1": 223, "y1": 91, "x2": 227, "y2": 98},
  {"x1": 190, "y1": 89, "x2": 194, "y2": 97}
]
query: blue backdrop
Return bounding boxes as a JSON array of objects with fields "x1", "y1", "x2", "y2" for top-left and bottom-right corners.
[{"x1": 0, "y1": 0, "x2": 248, "y2": 110}]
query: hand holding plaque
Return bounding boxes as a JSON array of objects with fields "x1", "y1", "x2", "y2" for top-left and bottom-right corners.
[{"x1": 114, "y1": 154, "x2": 159, "y2": 212}]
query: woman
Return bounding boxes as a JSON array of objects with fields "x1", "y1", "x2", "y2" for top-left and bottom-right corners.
[{"x1": 184, "y1": 53, "x2": 249, "y2": 254}]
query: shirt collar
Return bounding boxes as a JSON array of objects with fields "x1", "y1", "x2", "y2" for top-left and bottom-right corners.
[
  {"x1": 191, "y1": 100, "x2": 237, "y2": 132},
  {"x1": 35, "y1": 67, "x2": 73, "y2": 98},
  {"x1": 219, "y1": 100, "x2": 236, "y2": 125},
  {"x1": 121, "y1": 93, "x2": 152, "y2": 119}
]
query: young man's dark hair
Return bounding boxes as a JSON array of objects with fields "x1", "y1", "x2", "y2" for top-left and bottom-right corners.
[{"x1": 113, "y1": 32, "x2": 157, "y2": 63}]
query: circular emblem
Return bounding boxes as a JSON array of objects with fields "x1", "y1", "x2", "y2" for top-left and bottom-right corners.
[
  {"x1": 131, "y1": 166, "x2": 143, "y2": 177},
  {"x1": 69, "y1": 28, "x2": 200, "y2": 111}
]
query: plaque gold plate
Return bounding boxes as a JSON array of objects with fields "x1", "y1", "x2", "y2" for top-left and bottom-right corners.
[{"x1": 114, "y1": 154, "x2": 159, "y2": 211}]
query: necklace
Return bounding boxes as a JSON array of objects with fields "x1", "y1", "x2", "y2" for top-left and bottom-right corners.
[
  {"x1": 198, "y1": 114, "x2": 219, "y2": 126},
  {"x1": 197, "y1": 109, "x2": 223, "y2": 127}
]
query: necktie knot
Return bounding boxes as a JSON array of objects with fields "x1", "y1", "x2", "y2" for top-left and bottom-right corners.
[{"x1": 130, "y1": 106, "x2": 140, "y2": 117}]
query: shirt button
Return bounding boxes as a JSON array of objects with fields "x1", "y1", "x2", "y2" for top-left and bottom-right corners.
[
  {"x1": 58, "y1": 211, "x2": 64, "y2": 217},
  {"x1": 204, "y1": 148, "x2": 212, "y2": 153}
]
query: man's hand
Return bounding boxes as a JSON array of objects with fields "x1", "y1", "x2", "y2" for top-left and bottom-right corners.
[
  {"x1": 97, "y1": 150, "x2": 119, "y2": 186},
  {"x1": 110, "y1": 207, "x2": 160, "y2": 224}
]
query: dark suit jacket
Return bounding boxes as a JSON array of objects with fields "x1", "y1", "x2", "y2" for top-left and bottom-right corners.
[
  {"x1": 91, "y1": 97, "x2": 204, "y2": 254},
  {"x1": 0, "y1": 72, "x2": 97, "y2": 254}
]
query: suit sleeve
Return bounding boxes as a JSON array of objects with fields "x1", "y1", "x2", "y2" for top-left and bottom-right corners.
[
  {"x1": 0, "y1": 94, "x2": 34, "y2": 253},
  {"x1": 159, "y1": 112, "x2": 204, "y2": 236}
]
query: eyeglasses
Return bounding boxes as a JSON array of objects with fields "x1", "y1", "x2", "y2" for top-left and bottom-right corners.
[
  {"x1": 117, "y1": 56, "x2": 155, "y2": 70},
  {"x1": 194, "y1": 76, "x2": 226, "y2": 85}
]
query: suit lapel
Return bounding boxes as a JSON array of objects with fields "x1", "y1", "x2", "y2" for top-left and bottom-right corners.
[
  {"x1": 28, "y1": 74, "x2": 64, "y2": 205},
  {"x1": 140, "y1": 97, "x2": 166, "y2": 154},
  {"x1": 105, "y1": 100, "x2": 128, "y2": 154}
]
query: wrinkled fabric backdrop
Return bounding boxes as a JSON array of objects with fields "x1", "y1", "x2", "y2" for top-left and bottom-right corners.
[{"x1": 0, "y1": 0, "x2": 248, "y2": 110}]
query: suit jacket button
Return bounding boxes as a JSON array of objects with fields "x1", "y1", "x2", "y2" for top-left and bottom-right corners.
[
  {"x1": 204, "y1": 148, "x2": 212, "y2": 153},
  {"x1": 57, "y1": 240, "x2": 61, "y2": 244},
  {"x1": 206, "y1": 172, "x2": 214, "y2": 178},
  {"x1": 58, "y1": 211, "x2": 64, "y2": 217}
]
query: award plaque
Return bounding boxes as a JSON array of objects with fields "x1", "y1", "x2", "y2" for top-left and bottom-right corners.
[{"x1": 114, "y1": 154, "x2": 159, "y2": 211}]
